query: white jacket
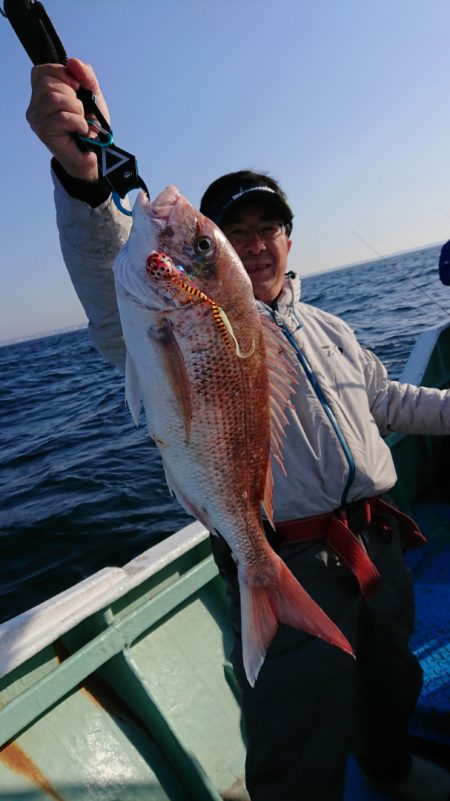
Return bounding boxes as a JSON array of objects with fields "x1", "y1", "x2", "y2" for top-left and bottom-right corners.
[{"x1": 53, "y1": 174, "x2": 450, "y2": 521}]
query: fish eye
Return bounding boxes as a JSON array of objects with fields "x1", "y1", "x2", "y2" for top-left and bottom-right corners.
[{"x1": 195, "y1": 236, "x2": 214, "y2": 257}]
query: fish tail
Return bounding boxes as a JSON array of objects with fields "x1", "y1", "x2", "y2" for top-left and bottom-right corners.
[{"x1": 239, "y1": 555, "x2": 354, "y2": 687}]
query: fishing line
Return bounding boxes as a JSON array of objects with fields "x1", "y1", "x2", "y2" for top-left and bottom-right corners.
[{"x1": 351, "y1": 230, "x2": 450, "y2": 317}]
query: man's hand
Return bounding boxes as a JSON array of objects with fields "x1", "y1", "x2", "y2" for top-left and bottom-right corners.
[{"x1": 26, "y1": 57, "x2": 110, "y2": 182}]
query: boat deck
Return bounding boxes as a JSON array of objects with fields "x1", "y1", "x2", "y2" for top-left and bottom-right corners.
[{"x1": 406, "y1": 500, "x2": 450, "y2": 756}]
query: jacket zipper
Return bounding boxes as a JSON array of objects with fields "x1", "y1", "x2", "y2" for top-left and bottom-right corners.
[{"x1": 271, "y1": 309, "x2": 356, "y2": 507}]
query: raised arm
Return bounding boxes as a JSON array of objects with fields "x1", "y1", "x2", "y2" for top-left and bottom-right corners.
[
  {"x1": 26, "y1": 58, "x2": 129, "y2": 371},
  {"x1": 27, "y1": 57, "x2": 108, "y2": 182}
]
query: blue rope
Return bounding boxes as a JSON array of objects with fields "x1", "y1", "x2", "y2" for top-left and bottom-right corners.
[
  {"x1": 112, "y1": 192, "x2": 132, "y2": 216},
  {"x1": 275, "y1": 319, "x2": 356, "y2": 506}
]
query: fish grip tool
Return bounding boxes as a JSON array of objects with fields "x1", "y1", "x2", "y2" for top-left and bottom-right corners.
[{"x1": 2, "y1": 0, "x2": 149, "y2": 215}]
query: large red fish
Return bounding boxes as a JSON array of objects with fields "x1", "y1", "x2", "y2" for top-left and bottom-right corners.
[{"x1": 113, "y1": 186, "x2": 353, "y2": 685}]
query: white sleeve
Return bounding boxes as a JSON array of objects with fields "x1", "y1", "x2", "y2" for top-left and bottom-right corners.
[
  {"x1": 362, "y1": 346, "x2": 450, "y2": 435},
  {"x1": 53, "y1": 170, "x2": 131, "y2": 372}
]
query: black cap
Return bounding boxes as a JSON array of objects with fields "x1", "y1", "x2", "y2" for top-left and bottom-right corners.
[{"x1": 200, "y1": 171, "x2": 294, "y2": 233}]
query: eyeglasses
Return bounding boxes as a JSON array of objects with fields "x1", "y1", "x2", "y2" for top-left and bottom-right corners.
[{"x1": 222, "y1": 221, "x2": 287, "y2": 245}]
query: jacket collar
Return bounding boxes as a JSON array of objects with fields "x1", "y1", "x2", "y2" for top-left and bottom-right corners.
[
  {"x1": 258, "y1": 271, "x2": 303, "y2": 330},
  {"x1": 278, "y1": 271, "x2": 301, "y2": 308}
]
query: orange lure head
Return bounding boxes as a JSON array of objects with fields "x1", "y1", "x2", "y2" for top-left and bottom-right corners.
[{"x1": 125, "y1": 187, "x2": 256, "y2": 317}]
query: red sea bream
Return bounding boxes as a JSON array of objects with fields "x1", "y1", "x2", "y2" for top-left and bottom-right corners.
[{"x1": 113, "y1": 187, "x2": 353, "y2": 685}]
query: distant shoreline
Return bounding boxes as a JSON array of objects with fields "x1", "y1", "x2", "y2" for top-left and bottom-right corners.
[
  {"x1": 301, "y1": 240, "x2": 442, "y2": 279},
  {"x1": 0, "y1": 323, "x2": 88, "y2": 349},
  {"x1": 1, "y1": 241, "x2": 443, "y2": 346}
]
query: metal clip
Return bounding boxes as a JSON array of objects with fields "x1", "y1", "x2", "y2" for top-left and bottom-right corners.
[{"x1": 74, "y1": 91, "x2": 150, "y2": 210}]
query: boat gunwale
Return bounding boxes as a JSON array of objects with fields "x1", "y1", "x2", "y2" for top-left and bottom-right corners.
[
  {"x1": 398, "y1": 321, "x2": 450, "y2": 386},
  {"x1": 0, "y1": 519, "x2": 209, "y2": 679}
]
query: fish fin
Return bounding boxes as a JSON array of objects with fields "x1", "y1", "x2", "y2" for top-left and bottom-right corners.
[
  {"x1": 239, "y1": 555, "x2": 354, "y2": 687},
  {"x1": 261, "y1": 460, "x2": 275, "y2": 529},
  {"x1": 148, "y1": 319, "x2": 193, "y2": 444},
  {"x1": 238, "y1": 573, "x2": 279, "y2": 688},
  {"x1": 161, "y1": 459, "x2": 216, "y2": 531},
  {"x1": 125, "y1": 353, "x2": 143, "y2": 426},
  {"x1": 259, "y1": 312, "x2": 298, "y2": 475},
  {"x1": 161, "y1": 462, "x2": 175, "y2": 498}
]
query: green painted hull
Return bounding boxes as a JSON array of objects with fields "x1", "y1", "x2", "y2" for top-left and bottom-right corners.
[
  {"x1": 0, "y1": 531, "x2": 245, "y2": 800},
  {"x1": 1, "y1": 324, "x2": 449, "y2": 801}
]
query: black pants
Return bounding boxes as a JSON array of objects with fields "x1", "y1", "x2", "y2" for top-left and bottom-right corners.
[{"x1": 212, "y1": 513, "x2": 423, "y2": 801}]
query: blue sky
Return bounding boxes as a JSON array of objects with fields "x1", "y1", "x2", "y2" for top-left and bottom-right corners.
[{"x1": 1, "y1": 0, "x2": 450, "y2": 341}]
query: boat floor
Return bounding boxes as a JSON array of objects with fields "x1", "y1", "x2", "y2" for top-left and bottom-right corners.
[{"x1": 345, "y1": 490, "x2": 450, "y2": 799}]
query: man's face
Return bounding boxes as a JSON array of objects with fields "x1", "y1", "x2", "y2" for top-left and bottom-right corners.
[{"x1": 221, "y1": 202, "x2": 292, "y2": 304}]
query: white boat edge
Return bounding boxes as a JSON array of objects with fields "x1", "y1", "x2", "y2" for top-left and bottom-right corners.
[
  {"x1": 399, "y1": 321, "x2": 449, "y2": 385},
  {"x1": 0, "y1": 519, "x2": 209, "y2": 679}
]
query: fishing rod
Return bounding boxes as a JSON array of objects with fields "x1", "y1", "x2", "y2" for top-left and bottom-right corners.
[
  {"x1": 1, "y1": 0, "x2": 149, "y2": 215},
  {"x1": 352, "y1": 229, "x2": 450, "y2": 317}
]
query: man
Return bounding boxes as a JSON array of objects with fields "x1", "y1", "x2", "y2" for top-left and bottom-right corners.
[
  {"x1": 27, "y1": 58, "x2": 450, "y2": 801},
  {"x1": 439, "y1": 240, "x2": 450, "y2": 285}
]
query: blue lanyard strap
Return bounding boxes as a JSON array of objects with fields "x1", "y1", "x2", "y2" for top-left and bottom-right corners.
[{"x1": 274, "y1": 317, "x2": 355, "y2": 506}]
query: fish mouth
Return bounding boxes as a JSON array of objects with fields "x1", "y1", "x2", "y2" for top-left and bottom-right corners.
[
  {"x1": 136, "y1": 186, "x2": 187, "y2": 268},
  {"x1": 137, "y1": 185, "x2": 218, "y2": 292},
  {"x1": 144, "y1": 185, "x2": 182, "y2": 226}
]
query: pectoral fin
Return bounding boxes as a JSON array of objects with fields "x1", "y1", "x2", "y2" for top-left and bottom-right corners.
[{"x1": 148, "y1": 319, "x2": 193, "y2": 444}]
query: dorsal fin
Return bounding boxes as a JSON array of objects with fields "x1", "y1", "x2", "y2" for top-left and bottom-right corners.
[{"x1": 259, "y1": 310, "x2": 298, "y2": 476}]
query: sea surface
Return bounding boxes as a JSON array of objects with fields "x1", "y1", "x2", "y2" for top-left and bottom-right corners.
[{"x1": 1, "y1": 244, "x2": 449, "y2": 623}]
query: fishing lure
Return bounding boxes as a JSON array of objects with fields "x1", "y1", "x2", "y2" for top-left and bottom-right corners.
[{"x1": 146, "y1": 253, "x2": 254, "y2": 358}]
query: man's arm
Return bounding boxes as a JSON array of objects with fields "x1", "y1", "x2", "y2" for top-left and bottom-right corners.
[
  {"x1": 27, "y1": 58, "x2": 129, "y2": 371},
  {"x1": 52, "y1": 164, "x2": 130, "y2": 371},
  {"x1": 27, "y1": 57, "x2": 109, "y2": 183},
  {"x1": 361, "y1": 346, "x2": 450, "y2": 435}
]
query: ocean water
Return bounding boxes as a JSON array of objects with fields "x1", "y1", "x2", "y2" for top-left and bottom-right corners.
[{"x1": 1, "y1": 244, "x2": 449, "y2": 623}]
